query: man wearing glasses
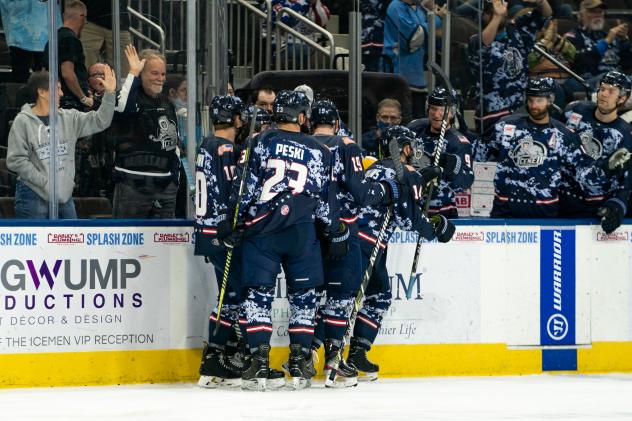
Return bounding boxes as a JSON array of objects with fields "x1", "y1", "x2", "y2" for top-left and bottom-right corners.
[{"x1": 362, "y1": 98, "x2": 403, "y2": 158}]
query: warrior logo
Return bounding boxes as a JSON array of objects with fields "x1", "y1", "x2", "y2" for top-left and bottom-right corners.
[
  {"x1": 502, "y1": 47, "x2": 523, "y2": 79},
  {"x1": 149, "y1": 116, "x2": 178, "y2": 151},
  {"x1": 579, "y1": 130, "x2": 603, "y2": 159},
  {"x1": 509, "y1": 136, "x2": 547, "y2": 167}
]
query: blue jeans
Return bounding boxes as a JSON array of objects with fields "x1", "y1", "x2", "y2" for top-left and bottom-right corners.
[{"x1": 14, "y1": 180, "x2": 77, "y2": 219}]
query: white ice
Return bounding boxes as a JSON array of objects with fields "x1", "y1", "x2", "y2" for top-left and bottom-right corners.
[{"x1": 2, "y1": 375, "x2": 632, "y2": 421}]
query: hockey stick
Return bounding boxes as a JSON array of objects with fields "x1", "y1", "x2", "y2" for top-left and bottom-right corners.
[
  {"x1": 213, "y1": 106, "x2": 259, "y2": 335},
  {"x1": 325, "y1": 206, "x2": 393, "y2": 387},
  {"x1": 406, "y1": 63, "x2": 453, "y2": 298}
]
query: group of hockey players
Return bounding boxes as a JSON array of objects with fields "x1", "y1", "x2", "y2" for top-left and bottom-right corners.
[{"x1": 193, "y1": 87, "x2": 460, "y2": 391}]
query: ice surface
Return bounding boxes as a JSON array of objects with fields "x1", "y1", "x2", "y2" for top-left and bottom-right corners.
[{"x1": 2, "y1": 375, "x2": 631, "y2": 421}]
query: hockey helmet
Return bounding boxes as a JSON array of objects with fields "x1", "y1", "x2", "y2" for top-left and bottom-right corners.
[
  {"x1": 210, "y1": 95, "x2": 245, "y2": 125},
  {"x1": 241, "y1": 106, "x2": 272, "y2": 132},
  {"x1": 525, "y1": 77, "x2": 555, "y2": 98},
  {"x1": 310, "y1": 99, "x2": 340, "y2": 127},
  {"x1": 600, "y1": 71, "x2": 632, "y2": 98},
  {"x1": 427, "y1": 86, "x2": 458, "y2": 108},
  {"x1": 273, "y1": 90, "x2": 311, "y2": 123},
  {"x1": 380, "y1": 125, "x2": 416, "y2": 158}
]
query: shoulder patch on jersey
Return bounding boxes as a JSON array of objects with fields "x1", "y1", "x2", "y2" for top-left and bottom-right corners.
[
  {"x1": 503, "y1": 124, "x2": 516, "y2": 137},
  {"x1": 458, "y1": 135, "x2": 470, "y2": 144},
  {"x1": 218, "y1": 144, "x2": 233, "y2": 156},
  {"x1": 548, "y1": 132, "x2": 557, "y2": 148},
  {"x1": 568, "y1": 112, "x2": 582, "y2": 126},
  {"x1": 342, "y1": 136, "x2": 356, "y2": 145}
]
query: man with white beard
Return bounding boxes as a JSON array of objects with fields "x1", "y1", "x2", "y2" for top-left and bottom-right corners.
[{"x1": 563, "y1": 0, "x2": 632, "y2": 99}]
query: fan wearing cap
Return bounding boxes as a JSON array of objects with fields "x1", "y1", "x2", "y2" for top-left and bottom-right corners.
[
  {"x1": 232, "y1": 90, "x2": 344, "y2": 390},
  {"x1": 467, "y1": 0, "x2": 552, "y2": 135},
  {"x1": 562, "y1": 71, "x2": 632, "y2": 234},
  {"x1": 563, "y1": 0, "x2": 632, "y2": 100},
  {"x1": 482, "y1": 77, "x2": 605, "y2": 218},
  {"x1": 408, "y1": 87, "x2": 475, "y2": 218},
  {"x1": 193, "y1": 95, "x2": 247, "y2": 388}
]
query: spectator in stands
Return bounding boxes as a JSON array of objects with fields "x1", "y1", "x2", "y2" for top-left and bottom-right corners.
[
  {"x1": 87, "y1": 63, "x2": 107, "y2": 95},
  {"x1": 110, "y1": 49, "x2": 181, "y2": 219},
  {"x1": 0, "y1": 0, "x2": 60, "y2": 83},
  {"x1": 6, "y1": 68, "x2": 117, "y2": 218},
  {"x1": 227, "y1": 81, "x2": 235, "y2": 96},
  {"x1": 80, "y1": 0, "x2": 132, "y2": 76},
  {"x1": 252, "y1": 87, "x2": 276, "y2": 113},
  {"x1": 361, "y1": 0, "x2": 389, "y2": 72},
  {"x1": 468, "y1": 0, "x2": 551, "y2": 136},
  {"x1": 165, "y1": 75, "x2": 187, "y2": 114},
  {"x1": 44, "y1": 0, "x2": 92, "y2": 111},
  {"x1": 383, "y1": 0, "x2": 444, "y2": 89},
  {"x1": 362, "y1": 98, "x2": 403, "y2": 157},
  {"x1": 562, "y1": 0, "x2": 632, "y2": 101}
]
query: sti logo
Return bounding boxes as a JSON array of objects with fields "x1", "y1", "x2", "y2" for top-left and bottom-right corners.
[{"x1": 547, "y1": 313, "x2": 568, "y2": 341}]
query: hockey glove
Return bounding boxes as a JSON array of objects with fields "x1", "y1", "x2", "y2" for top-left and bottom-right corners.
[
  {"x1": 430, "y1": 214, "x2": 456, "y2": 243},
  {"x1": 325, "y1": 223, "x2": 350, "y2": 261},
  {"x1": 222, "y1": 228, "x2": 244, "y2": 250},
  {"x1": 597, "y1": 199, "x2": 626, "y2": 235},
  {"x1": 417, "y1": 166, "x2": 442, "y2": 188},
  {"x1": 215, "y1": 215, "x2": 233, "y2": 240},
  {"x1": 437, "y1": 153, "x2": 461, "y2": 181}
]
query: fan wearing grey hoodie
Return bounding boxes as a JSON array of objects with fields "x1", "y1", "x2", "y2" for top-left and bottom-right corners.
[{"x1": 6, "y1": 66, "x2": 117, "y2": 218}]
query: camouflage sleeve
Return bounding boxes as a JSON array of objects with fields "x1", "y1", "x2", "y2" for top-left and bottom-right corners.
[{"x1": 230, "y1": 140, "x2": 262, "y2": 220}]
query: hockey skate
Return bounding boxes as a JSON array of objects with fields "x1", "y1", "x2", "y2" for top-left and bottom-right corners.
[
  {"x1": 323, "y1": 341, "x2": 358, "y2": 388},
  {"x1": 286, "y1": 344, "x2": 316, "y2": 390},
  {"x1": 347, "y1": 340, "x2": 379, "y2": 382},
  {"x1": 197, "y1": 343, "x2": 242, "y2": 388},
  {"x1": 241, "y1": 344, "x2": 270, "y2": 391}
]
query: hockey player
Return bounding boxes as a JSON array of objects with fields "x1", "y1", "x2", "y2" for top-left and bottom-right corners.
[
  {"x1": 562, "y1": 71, "x2": 632, "y2": 234},
  {"x1": 193, "y1": 95, "x2": 247, "y2": 388},
  {"x1": 308, "y1": 99, "x2": 399, "y2": 387},
  {"x1": 408, "y1": 87, "x2": 475, "y2": 217},
  {"x1": 484, "y1": 77, "x2": 604, "y2": 218},
  {"x1": 347, "y1": 125, "x2": 456, "y2": 381},
  {"x1": 232, "y1": 90, "x2": 346, "y2": 391}
]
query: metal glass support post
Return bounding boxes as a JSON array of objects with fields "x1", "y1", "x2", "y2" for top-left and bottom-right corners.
[
  {"x1": 427, "y1": 11, "x2": 436, "y2": 93},
  {"x1": 349, "y1": 4, "x2": 362, "y2": 146},
  {"x1": 112, "y1": 0, "x2": 122, "y2": 82},
  {"x1": 441, "y1": 11, "x2": 451, "y2": 82},
  {"x1": 48, "y1": 0, "x2": 60, "y2": 219},
  {"x1": 187, "y1": 0, "x2": 198, "y2": 218}
]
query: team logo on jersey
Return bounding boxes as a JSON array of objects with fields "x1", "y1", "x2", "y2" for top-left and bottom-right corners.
[
  {"x1": 149, "y1": 116, "x2": 178, "y2": 151},
  {"x1": 509, "y1": 136, "x2": 547, "y2": 167},
  {"x1": 579, "y1": 130, "x2": 603, "y2": 159},
  {"x1": 502, "y1": 47, "x2": 523, "y2": 79},
  {"x1": 281, "y1": 205, "x2": 290, "y2": 216}
]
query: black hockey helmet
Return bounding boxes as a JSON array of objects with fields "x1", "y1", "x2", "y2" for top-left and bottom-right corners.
[
  {"x1": 210, "y1": 95, "x2": 245, "y2": 125},
  {"x1": 600, "y1": 71, "x2": 632, "y2": 98},
  {"x1": 525, "y1": 77, "x2": 555, "y2": 98},
  {"x1": 427, "y1": 86, "x2": 458, "y2": 108},
  {"x1": 273, "y1": 90, "x2": 311, "y2": 123},
  {"x1": 310, "y1": 99, "x2": 340, "y2": 127},
  {"x1": 380, "y1": 125, "x2": 416, "y2": 158},
  {"x1": 241, "y1": 106, "x2": 272, "y2": 132}
]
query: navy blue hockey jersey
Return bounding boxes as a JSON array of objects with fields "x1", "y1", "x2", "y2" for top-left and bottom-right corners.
[
  {"x1": 485, "y1": 114, "x2": 604, "y2": 217},
  {"x1": 314, "y1": 134, "x2": 390, "y2": 224},
  {"x1": 194, "y1": 135, "x2": 239, "y2": 233},
  {"x1": 235, "y1": 128, "x2": 339, "y2": 235},
  {"x1": 562, "y1": 101, "x2": 632, "y2": 212},
  {"x1": 408, "y1": 119, "x2": 474, "y2": 216},
  {"x1": 357, "y1": 160, "x2": 434, "y2": 249}
]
